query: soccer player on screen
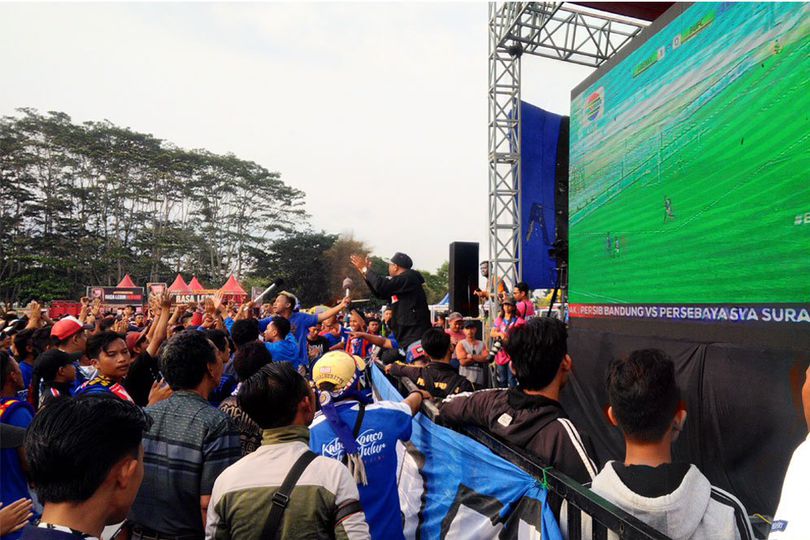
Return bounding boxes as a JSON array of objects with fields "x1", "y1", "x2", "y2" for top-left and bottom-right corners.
[{"x1": 664, "y1": 196, "x2": 675, "y2": 223}]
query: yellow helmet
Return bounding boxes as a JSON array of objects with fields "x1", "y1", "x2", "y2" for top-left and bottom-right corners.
[{"x1": 312, "y1": 350, "x2": 366, "y2": 392}]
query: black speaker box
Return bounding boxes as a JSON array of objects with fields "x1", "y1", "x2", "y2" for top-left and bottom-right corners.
[{"x1": 449, "y1": 242, "x2": 479, "y2": 317}]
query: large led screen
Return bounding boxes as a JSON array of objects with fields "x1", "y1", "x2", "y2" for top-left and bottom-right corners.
[{"x1": 568, "y1": 2, "x2": 810, "y2": 326}]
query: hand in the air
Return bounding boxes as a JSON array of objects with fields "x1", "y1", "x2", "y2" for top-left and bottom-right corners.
[{"x1": 350, "y1": 254, "x2": 371, "y2": 273}]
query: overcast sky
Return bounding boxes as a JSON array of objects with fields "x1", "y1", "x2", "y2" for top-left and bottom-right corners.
[{"x1": 0, "y1": 2, "x2": 593, "y2": 272}]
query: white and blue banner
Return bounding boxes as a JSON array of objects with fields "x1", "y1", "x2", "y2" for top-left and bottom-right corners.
[{"x1": 372, "y1": 366, "x2": 563, "y2": 540}]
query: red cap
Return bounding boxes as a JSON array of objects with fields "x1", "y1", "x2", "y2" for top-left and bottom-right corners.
[
  {"x1": 51, "y1": 316, "x2": 92, "y2": 341},
  {"x1": 126, "y1": 331, "x2": 147, "y2": 353}
]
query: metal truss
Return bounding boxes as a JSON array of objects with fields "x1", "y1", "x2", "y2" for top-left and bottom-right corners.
[
  {"x1": 487, "y1": 2, "x2": 649, "y2": 302},
  {"x1": 488, "y1": 2, "x2": 522, "y2": 297}
]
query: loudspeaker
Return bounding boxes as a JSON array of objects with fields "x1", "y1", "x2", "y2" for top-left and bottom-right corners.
[{"x1": 449, "y1": 242, "x2": 479, "y2": 317}]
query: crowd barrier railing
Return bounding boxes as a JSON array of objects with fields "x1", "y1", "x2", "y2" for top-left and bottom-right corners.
[{"x1": 383, "y1": 369, "x2": 671, "y2": 540}]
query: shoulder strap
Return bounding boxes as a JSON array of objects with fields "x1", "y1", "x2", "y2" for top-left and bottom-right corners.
[
  {"x1": 352, "y1": 402, "x2": 366, "y2": 438},
  {"x1": 341, "y1": 403, "x2": 366, "y2": 466},
  {"x1": 263, "y1": 450, "x2": 318, "y2": 540}
]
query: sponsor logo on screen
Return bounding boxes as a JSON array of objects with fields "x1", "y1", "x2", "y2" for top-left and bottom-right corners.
[{"x1": 583, "y1": 87, "x2": 604, "y2": 125}]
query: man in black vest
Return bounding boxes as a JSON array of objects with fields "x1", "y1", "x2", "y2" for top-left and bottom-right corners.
[{"x1": 350, "y1": 252, "x2": 430, "y2": 349}]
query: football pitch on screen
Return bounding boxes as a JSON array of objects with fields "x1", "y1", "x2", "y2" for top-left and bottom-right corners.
[{"x1": 569, "y1": 22, "x2": 810, "y2": 305}]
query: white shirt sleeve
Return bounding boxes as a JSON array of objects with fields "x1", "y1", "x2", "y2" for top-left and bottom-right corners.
[
  {"x1": 330, "y1": 459, "x2": 371, "y2": 540},
  {"x1": 204, "y1": 475, "x2": 225, "y2": 540},
  {"x1": 770, "y1": 437, "x2": 810, "y2": 539}
]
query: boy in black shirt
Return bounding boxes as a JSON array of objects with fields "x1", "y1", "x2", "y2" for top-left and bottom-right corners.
[
  {"x1": 306, "y1": 323, "x2": 330, "y2": 370},
  {"x1": 385, "y1": 328, "x2": 472, "y2": 399}
]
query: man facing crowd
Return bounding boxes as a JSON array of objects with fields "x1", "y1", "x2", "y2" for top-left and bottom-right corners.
[
  {"x1": 350, "y1": 252, "x2": 430, "y2": 349},
  {"x1": 455, "y1": 321, "x2": 489, "y2": 389}
]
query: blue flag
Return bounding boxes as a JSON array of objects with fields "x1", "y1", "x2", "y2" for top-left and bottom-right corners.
[{"x1": 372, "y1": 366, "x2": 563, "y2": 539}]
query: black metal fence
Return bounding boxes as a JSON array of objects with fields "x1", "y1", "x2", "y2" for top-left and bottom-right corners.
[{"x1": 385, "y1": 371, "x2": 670, "y2": 540}]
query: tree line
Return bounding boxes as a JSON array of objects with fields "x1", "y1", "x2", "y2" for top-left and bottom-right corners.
[{"x1": 0, "y1": 109, "x2": 449, "y2": 307}]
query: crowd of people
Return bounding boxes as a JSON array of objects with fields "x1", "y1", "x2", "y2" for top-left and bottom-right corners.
[{"x1": 0, "y1": 250, "x2": 806, "y2": 540}]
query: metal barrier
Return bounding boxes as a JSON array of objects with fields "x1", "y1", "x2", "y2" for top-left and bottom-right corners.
[{"x1": 385, "y1": 370, "x2": 670, "y2": 540}]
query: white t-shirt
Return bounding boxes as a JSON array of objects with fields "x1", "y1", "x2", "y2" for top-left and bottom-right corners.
[{"x1": 770, "y1": 435, "x2": 810, "y2": 539}]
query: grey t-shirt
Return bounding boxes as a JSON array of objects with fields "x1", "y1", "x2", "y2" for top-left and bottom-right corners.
[{"x1": 458, "y1": 340, "x2": 486, "y2": 387}]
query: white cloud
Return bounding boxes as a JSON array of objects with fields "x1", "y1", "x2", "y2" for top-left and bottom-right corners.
[{"x1": 0, "y1": 2, "x2": 593, "y2": 272}]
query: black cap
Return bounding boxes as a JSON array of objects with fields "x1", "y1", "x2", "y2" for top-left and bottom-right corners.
[
  {"x1": 34, "y1": 349, "x2": 81, "y2": 380},
  {"x1": 384, "y1": 252, "x2": 413, "y2": 269}
]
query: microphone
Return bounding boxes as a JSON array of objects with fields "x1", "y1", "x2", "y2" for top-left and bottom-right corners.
[
  {"x1": 342, "y1": 277, "x2": 354, "y2": 299},
  {"x1": 252, "y1": 278, "x2": 284, "y2": 303}
]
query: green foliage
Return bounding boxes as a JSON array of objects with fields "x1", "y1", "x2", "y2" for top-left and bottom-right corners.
[
  {"x1": 419, "y1": 261, "x2": 449, "y2": 305},
  {"x1": 247, "y1": 231, "x2": 338, "y2": 307},
  {"x1": 0, "y1": 108, "x2": 306, "y2": 303}
]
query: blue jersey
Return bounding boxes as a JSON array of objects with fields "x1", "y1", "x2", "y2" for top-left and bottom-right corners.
[
  {"x1": 18, "y1": 361, "x2": 34, "y2": 394},
  {"x1": 309, "y1": 400, "x2": 412, "y2": 540},
  {"x1": 208, "y1": 360, "x2": 237, "y2": 407},
  {"x1": 0, "y1": 398, "x2": 35, "y2": 540},
  {"x1": 74, "y1": 375, "x2": 135, "y2": 403},
  {"x1": 323, "y1": 327, "x2": 349, "y2": 349},
  {"x1": 259, "y1": 311, "x2": 318, "y2": 369},
  {"x1": 264, "y1": 334, "x2": 300, "y2": 366}
]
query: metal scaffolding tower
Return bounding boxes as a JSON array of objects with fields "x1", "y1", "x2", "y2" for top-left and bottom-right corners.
[{"x1": 487, "y1": 2, "x2": 650, "y2": 300}]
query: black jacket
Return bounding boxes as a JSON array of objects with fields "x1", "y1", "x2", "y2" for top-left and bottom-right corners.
[
  {"x1": 439, "y1": 388, "x2": 599, "y2": 484},
  {"x1": 389, "y1": 361, "x2": 474, "y2": 399},
  {"x1": 363, "y1": 268, "x2": 430, "y2": 330}
]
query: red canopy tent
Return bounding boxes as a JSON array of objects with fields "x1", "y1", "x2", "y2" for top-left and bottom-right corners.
[
  {"x1": 188, "y1": 276, "x2": 205, "y2": 291},
  {"x1": 167, "y1": 274, "x2": 192, "y2": 294},
  {"x1": 219, "y1": 275, "x2": 247, "y2": 302},
  {"x1": 116, "y1": 274, "x2": 137, "y2": 288}
]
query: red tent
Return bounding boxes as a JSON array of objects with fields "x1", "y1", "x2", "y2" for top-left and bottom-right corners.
[
  {"x1": 220, "y1": 275, "x2": 247, "y2": 299},
  {"x1": 188, "y1": 276, "x2": 205, "y2": 291},
  {"x1": 167, "y1": 274, "x2": 192, "y2": 294},
  {"x1": 116, "y1": 274, "x2": 137, "y2": 288}
]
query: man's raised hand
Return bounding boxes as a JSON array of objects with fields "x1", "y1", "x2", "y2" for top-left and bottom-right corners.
[{"x1": 350, "y1": 254, "x2": 371, "y2": 273}]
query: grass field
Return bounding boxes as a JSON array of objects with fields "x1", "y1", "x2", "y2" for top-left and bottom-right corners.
[{"x1": 569, "y1": 12, "x2": 810, "y2": 304}]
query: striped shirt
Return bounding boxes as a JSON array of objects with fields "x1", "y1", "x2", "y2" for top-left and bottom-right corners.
[
  {"x1": 206, "y1": 425, "x2": 370, "y2": 540},
  {"x1": 129, "y1": 390, "x2": 241, "y2": 538}
]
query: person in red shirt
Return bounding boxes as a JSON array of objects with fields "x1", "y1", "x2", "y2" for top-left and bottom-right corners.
[{"x1": 514, "y1": 282, "x2": 536, "y2": 319}]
